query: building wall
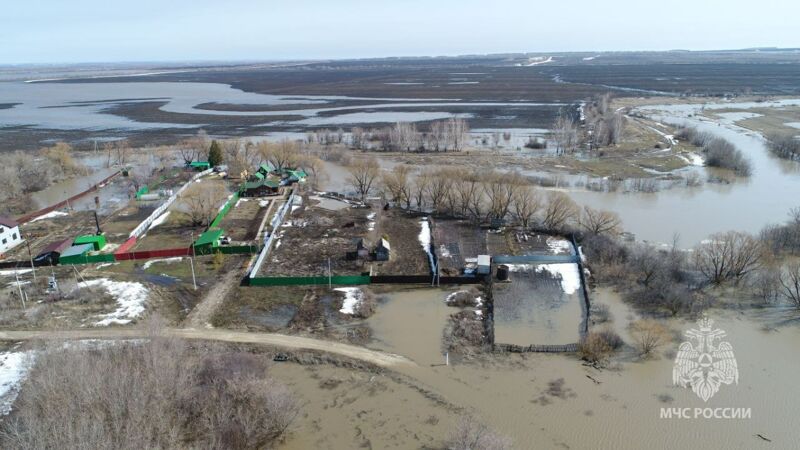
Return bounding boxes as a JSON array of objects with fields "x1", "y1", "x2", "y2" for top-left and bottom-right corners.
[{"x1": 0, "y1": 225, "x2": 23, "y2": 254}]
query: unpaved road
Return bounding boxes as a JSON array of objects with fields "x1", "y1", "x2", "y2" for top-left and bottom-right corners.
[
  {"x1": 0, "y1": 328, "x2": 412, "y2": 368},
  {"x1": 184, "y1": 268, "x2": 240, "y2": 329}
]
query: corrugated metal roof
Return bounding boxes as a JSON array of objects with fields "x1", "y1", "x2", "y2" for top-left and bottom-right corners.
[
  {"x1": 194, "y1": 229, "x2": 222, "y2": 247},
  {"x1": 37, "y1": 238, "x2": 72, "y2": 256},
  {"x1": 60, "y1": 243, "x2": 94, "y2": 258}
]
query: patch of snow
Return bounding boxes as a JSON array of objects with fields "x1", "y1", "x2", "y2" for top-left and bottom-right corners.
[
  {"x1": 79, "y1": 278, "x2": 149, "y2": 326},
  {"x1": 506, "y1": 263, "x2": 581, "y2": 294},
  {"x1": 368, "y1": 221, "x2": 375, "y2": 231},
  {"x1": 582, "y1": 56, "x2": 596, "y2": 61},
  {"x1": 0, "y1": 269, "x2": 33, "y2": 277},
  {"x1": 335, "y1": 287, "x2": 363, "y2": 315},
  {"x1": 546, "y1": 237, "x2": 572, "y2": 254},
  {"x1": 537, "y1": 263, "x2": 581, "y2": 294},
  {"x1": 96, "y1": 262, "x2": 118, "y2": 269},
  {"x1": 0, "y1": 351, "x2": 35, "y2": 415},
  {"x1": 366, "y1": 212, "x2": 376, "y2": 220},
  {"x1": 147, "y1": 211, "x2": 170, "y2": 231},
  {"x1": 291, "y1": 205, "x2": 300, "y2": 212},
  {"x1": 439, "y1": 244, "x2": 452, "y2": 258},
  {"x1": 30, "y1": 210, "x2": 68, "y2": 222},
  {"x1": 684, "y1": 152, "x2": 705, "y2": 166},
  {"x1": 142, "y1": 257, "x2": 183, "y2": 270},
  {"x1": 418, "y1": 218, "x2": 435, "y2": 270},
  {"x1": 259, "y1": 200, "x2": 269, "y2": 207}
]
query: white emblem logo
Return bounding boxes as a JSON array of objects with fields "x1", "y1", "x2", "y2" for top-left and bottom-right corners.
[{"x1": 673, "y1": 317, "x2": 738, "y2": 402}]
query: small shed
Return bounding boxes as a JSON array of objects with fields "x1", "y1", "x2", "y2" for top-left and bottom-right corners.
[
  {"x1": 58, "y1": 243, "x2": 94, "y2": 264},
  {"x1": 257, "y1": 163, "x2": 276, "y2": 177},
  {"x1": 477, "y1": 255, "x2": 491, "y2": 275},
  {"x1": 188, "y1": 161, "x2": 211, "y2": 171},
  {"x1": 374, "y1": 238, "x2": 391, "y2": 261},
  {"x1": 193, "y1": 228, "x2": 223, "y2": 254},
  {"x1": 284, "y1": 169, "x2": 307, "y2": 184},
  {"x1": 34, "y1": 238, "x2": 73, "y2": 265},
  {"x1": 355, "y1": 238, "x2": 370, "y2": 259},
  {"x1": 74, "y1": 234, "x2": 107, "y2": 251}
]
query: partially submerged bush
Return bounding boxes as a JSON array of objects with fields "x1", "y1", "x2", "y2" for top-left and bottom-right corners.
[
  {"x1": 630, "y1": 319, "x2": 670, "y2": 358},
  {"x1": 447, "y1": 415, "x2": 511, "y2": 450},
  {"x1": 704, "y1": 138, "x2": 752, "y2": 176},
  {"x1": 578, "y1": 329, "x2": 623, "y2": 363}
]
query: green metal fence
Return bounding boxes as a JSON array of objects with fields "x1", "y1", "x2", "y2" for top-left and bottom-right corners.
[
  {"x1": 248, "y1": 275, "x2": 371, "y2": 286},
  {"x1": 59, "y1": 253, "x2": 117, "y2": 265},
  {"x1": 209, "y1": 192, "x2": 240, "y2": 229}
]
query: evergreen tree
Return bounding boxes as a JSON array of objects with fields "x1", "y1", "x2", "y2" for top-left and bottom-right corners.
[{"x1": 208, "y1": 140, "x2": 223, "y2": 167}]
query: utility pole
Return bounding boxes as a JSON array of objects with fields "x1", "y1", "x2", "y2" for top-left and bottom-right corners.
[
  {"x1": 25, "y1": 238, "x2": 36, "y2": 281},
  {"x1": 189, "y1": 231, "x2": 197, "y2": 290},
  {"x1": 14, "y1": 270, "x2": 25, "y2": 309}
]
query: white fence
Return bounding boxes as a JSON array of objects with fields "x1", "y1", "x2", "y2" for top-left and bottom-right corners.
[
  {"x1": 129, "y1": 169, "x2": 213, "y2": 239},
  {"x1": 249, "y1": 191, "x2": 295, "y2": 279}
]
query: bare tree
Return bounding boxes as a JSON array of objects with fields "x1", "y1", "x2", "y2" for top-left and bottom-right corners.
[
  {"x1": 779, "y1": 262, "x2": 800, "y2": 308},
  {"x1": 381, "y1": 164, "x2": 412, "y2": 207},
  {"x1": 580, "y1": 206, "x2": 622, "y2": 235},
  {"x1": 182, "y1": 183, "x2": 229, "y2": 226},
  {"x1": 694, "y1": 231, "x2": 765, "y2": 284},
  {"x1": 542, "y1": 191, "x2": 578, "y2": 230},
  {"x1": 424, "y1": 168, "x2": 453, "y2": 211},
  {"x1": 347, "y1": 157, "x2": 380, "y2": 201},
  {"x1": 511, "y1": 184, "x2": 543, "y2": 228},
  {"x1": 551, "y1": 112, "x2": 578, "y2": 155}
]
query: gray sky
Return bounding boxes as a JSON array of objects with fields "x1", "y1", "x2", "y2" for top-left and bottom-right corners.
[{"x1": 2, "y1": 0, "x2": 798, "y2": 64}]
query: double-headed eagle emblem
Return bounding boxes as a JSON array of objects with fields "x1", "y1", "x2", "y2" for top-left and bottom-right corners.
[{"x1": 673, "y1": 317, "x2": 738, "y2": 402}]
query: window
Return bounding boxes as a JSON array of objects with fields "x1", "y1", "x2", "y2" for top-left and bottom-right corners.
[
  {"x1": 13, "y1": 233, "x2": 18, "y2": 240},
  {"x1": 1, "y1": 238, "x2": 6, "y2": 245}
]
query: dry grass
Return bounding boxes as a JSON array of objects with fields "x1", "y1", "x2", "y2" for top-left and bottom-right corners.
[{"x1": 1, "y1": 318, "x2": 298, "y2": 450}]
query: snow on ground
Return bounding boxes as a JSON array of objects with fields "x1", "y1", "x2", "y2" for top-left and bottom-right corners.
[
  {"x1": 335, "y1": 287, "x2": 363, "y2": 315},
  {"x1": 259, "y1": 200, "x2": 269, "y2": 207},
  {"x1": 147, "y1": 211, "x2": 170, "y2": 231},
  {"x1": 0, "y1": 351, "x2": 35, "y2": 415},
  {"x1": 0, "y1": 269, "x2": 33, "y2": 277},
  {"x1": 419, "y1": 218, "x2": 435, "y2": 270},
  {"x1": 30, "y1": 210, "x2": 68, "y2": 222},
  {"x1": 142, "y1": 257, "x2": 183, "y2": 270},
  {"x1": 439, "y1": 244, "x2": 451, "y2": 258},
  {"x1": 506, "y1": 263, "x2": 581, "y2": 294},
  {"x1": 78, "y1": 278, "x2": 149, "y2": 326},
  {"x1": 678, "y1": 152, "x2": 705, "y2": 166},
  {"x1": 546, "y1": 237, "x2": 572, "y2": 254}
]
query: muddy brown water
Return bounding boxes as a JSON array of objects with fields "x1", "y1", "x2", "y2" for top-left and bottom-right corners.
[{"x1": 272, "y1": 287, "x2": 800, "y2": 449}]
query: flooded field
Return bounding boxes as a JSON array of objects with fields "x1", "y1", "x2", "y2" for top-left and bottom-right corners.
[{"x1": 287, "y1": 286, "x2": 800, "y2": 449}]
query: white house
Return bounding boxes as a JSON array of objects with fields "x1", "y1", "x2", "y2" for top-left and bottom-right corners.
[{"x1": 0, "y1": 216, "x2": 23, "y2": 255}]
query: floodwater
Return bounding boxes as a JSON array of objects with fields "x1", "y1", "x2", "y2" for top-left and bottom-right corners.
[
  {"x1": 561, "y1": 99, "x2": 800, "y2": 246},
  {"x1": 493, "y1": 268, "x2": 584, "y2": 345},
  {"x1": 366, "y1": 288, "x2": 455, "y2": 365},
  {"x1": 0, "y1": 80, "x2": 560, "y2": 130},
  {"x1": 338, "y1": 286, "x2": 800, "y2": 449}
]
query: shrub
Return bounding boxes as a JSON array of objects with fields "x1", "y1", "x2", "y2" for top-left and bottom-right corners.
[
  {"x1": 447, "y1": 415, "x2": 511, "y2": 450},
  {"x1": 630, "y1": 319, "x2": 670, "y2": 358},
  {"x1": 2, "y1": 325, "x2": 297, "y2": 449},
  {"x1": 578, "y1": 329, "x2": 623, "y2": 363},
  {"x1": 704, "y1": 138, "x2": 752, "y2": 176}
]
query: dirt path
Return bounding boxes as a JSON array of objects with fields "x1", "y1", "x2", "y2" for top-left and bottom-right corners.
[
  {"x1": 0, "y1": 328, "x2": 412, "y2": 368},
  {"x1": 184, "y1": 268, "x2": 241, "y2": 329}
]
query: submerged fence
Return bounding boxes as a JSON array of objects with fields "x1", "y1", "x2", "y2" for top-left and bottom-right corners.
[{"x1": 16, "y1": 170, "x2": 121, "y2": 224}]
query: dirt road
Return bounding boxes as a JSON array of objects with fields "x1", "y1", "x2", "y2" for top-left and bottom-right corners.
[
  {"x1": 184, "y1": 268, "x2": 240, "y2": 329},
  {"x1": 0, "y1": 328, "x2": 412, "y2": 368}
]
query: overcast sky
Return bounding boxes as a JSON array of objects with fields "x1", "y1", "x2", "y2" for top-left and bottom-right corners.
[{"x1": 2, "y1": 0, "x2": 798, "y2": 64}]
